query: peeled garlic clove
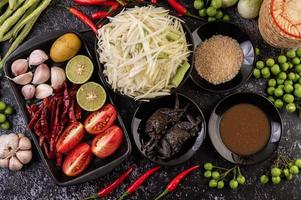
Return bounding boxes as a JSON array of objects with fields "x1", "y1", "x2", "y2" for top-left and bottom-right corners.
[
  {"x1": 51, "y1": 66, "x2": 66, "y2": 90},
  {"x1": 21, "y1": 84, "x2": 35, "y2": 100},
  {"x1": 0, "y1": 159, "x2": 9, "y2": 168},
  {"x1": 35, "y1": 84, "x2": 53, "y2": 99},
  {"x1": 11, "y1": 59, "x2": 28, "y2": 76},
  {"x1": 32, "y1": 63, "x2": 50, "y2": 85},
  {"x1": 29, "y1": 49, "x2": 48, "y2": 66},
  {"x1": 10, "y1": 71, "x2": 33, "y2": 85},
  {"x1": 16, "y1": 150, "x2": 32, "y2": 164},
  {"x1": 9, "y1": 156, "x2": 23, "y2": 171},
  {"x1": 18, "y1": 137, "x2": 32, "y2": 150}
]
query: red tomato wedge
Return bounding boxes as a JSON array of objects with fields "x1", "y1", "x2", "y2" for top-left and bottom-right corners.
[
  {"x1": 62, "y1": 143, "x2": 93, "y2": 177},
  {"x1": 56, "y1": 121, "x2": 85, "y2": 154},
  {"x1": 91, "y1": 125, "x2": 123, "y2": 158},
  {"x1": 84, "y1": 104, "x2": 117, "y2": 135}
]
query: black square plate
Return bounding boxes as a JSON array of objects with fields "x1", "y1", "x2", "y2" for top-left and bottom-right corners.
[{"x1": 4, "y1": 30, "x2": 131, "y2": 186}]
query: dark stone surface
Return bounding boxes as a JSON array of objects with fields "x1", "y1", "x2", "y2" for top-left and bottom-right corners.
[{"x1": 0, "y1": 1, "x2": 301, "y2": 200}]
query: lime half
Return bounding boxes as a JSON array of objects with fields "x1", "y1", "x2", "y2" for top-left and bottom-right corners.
[
  {"x1": 66, "y1": 55, "x2": 94, "y2": 84},
  {"x1": 76, "y1": 82, "x2": 106, "y2": 112}
]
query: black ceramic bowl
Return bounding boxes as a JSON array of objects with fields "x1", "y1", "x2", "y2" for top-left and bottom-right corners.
[
  {"x1": 190, "y1": 21, "x2": 255, "y2": 93},
  {"x1": 95, "y1": 3, "x2": 194, "y2": 101},
  {"x1": 208, "y1": 92, "x2": 282, "y2": 165},
  {"x1": 132, "y1": 93, "x2": 206, "y2": 166},
  {"x1": 4, "y1": 30, "x2": 131, "y2": 186}
]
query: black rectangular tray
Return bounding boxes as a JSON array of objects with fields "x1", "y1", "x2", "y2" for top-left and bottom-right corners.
[{"x1": 4, "y1": 30, "x2": 132, "y2": 186}]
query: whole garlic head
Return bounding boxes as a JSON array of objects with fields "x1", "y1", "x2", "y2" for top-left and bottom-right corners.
[{"x1": 0, "y1": 133, "x2": 32, "y2": 171}]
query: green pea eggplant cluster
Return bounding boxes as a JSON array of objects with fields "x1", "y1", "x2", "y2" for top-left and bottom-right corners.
[
  {"x1": 0, "y1": 0, "x2": 51, "y2": 69},
  {"x1": 253, "y1": 48, "x2": 301, "y2": 114}
]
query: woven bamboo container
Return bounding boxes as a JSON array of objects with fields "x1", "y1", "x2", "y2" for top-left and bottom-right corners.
[{"x1": 258, "y1": 0, "x2": 301, "y2": 48}]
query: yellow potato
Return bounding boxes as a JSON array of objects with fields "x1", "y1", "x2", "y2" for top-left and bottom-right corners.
[{"x1": 50, "y1": 33, "x2": 81, "y2": 63}]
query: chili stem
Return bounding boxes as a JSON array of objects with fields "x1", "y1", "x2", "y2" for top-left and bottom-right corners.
[
  {"x1": 83, "y1": 194, "x2": 98, "y2": 200},
  {"x1": 154, "y1": 189, "x2": 169, "y2": 200},
  {"x1": 117, "y1": 192, "x2": 128, "y2": 200},
  {"x1": 213, "y1": 166, "x2": 229, "y2": 171}
]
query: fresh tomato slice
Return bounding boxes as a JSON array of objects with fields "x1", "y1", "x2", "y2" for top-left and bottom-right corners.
[
  {"x1": 91, "y1": 125, "x2": 123, "y2": 158},
  {"x1": 62, "y1": 143, "x2": 93, "y2": 177},
  {"x1": 84, "y1": 104, "x2": 117, "y2": 135},
  {"x1": 56, "y1": 121, "x2": 85, "y2": 154}
]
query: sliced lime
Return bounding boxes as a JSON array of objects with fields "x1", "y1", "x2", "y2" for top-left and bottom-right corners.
[
  {"x1": 66, "y1": 55, "x2": 94, "y2": 84},
  {"x1": 76, "y1": 82, "x2": 106, "y2": 112}
]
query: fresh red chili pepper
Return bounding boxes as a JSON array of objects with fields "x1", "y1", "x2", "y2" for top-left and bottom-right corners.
[
  {"x1": 73, "y1": 0, "x2": 108, "y2": 6},
  {"x1": 154, "y1": 165, "x2": 199, "y2": 200},
  {"x1": 68, "y1": 7, "x2": 98, "y2": 34},
  {"x1": 91, "y1": 1, "x2": 119, "y2": 20},
  {"x1": 151, "y1": 0, "x2": 157, "y2": 4},
  {"x1": 92, "y1": 11, "x2": 110, "y2": 20},
  {"x1": 118, "y1": 166, "x2": 161, "y2": 200},
  {"x1": 167, "y1": 0, "x2": 203, "y2": 20},
  {"x1": 84, "y1": 167, "x2": 134, "y2": 199}
]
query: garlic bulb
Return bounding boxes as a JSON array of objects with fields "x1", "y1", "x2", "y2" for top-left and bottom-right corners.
[
  {"x1": 35, "y1": 84, "x2": 53, "y2": 99},
  {"x1": 32, "y1": 63, "x2": 50, "y2": 85},
  {"x1": 29, "y1": 49, "x2": 48, "y2": 66},
  {"x1": 11, "y1": 59, "x2": 28, "y2": 76},
  {"x1": 0, "y1": 133, "x2": 32, "y2": 171},
  {"x1": 51, "y1": 66, "x2": 66, "y2": 89},
  {"x1": 21, "y1": 84, "x2": 35, "y2": 100},
  {"x1": 10, "y1": 71, "x2": 33, "y2": 85}
]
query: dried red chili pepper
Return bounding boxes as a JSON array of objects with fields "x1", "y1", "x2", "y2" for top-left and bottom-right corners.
[
  {"x1": 41, "y1": 105, "x2": 50, "y2": 139},
  {"x1": 68, "y1": 99, "x2": 77, "y2": 122},
  {"x1": 118, "y1": 166, "x2": 161, "y2": 200},
  {"x1": 61, "y1": 83, "x2": 71, "y2": 124},
  {"x1": 73, "y1": 0, "x2": 108, "y2": 5},
  {"x1": 67, "y1": 6, "x2": 98, "y2": 34},
  {"x1": 154, "y1": 165, "x2": 199, "y2": 200},
  {"x1": 28, "y1": 98, "x2": 49, "y2": 129},
  {"x1": 84, "y1": 167, "x2": 134, "y2": 199},
  {"x1": 74, "y1": 102, "x2": 82, "y2": 121},
  {"x1": 167, "y1": 0, "x2": 202, "y2": 20}
]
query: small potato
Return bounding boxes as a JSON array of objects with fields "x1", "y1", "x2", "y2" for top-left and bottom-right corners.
[{"x1": 50, "y1": 33, "x2": 81, "y2": 63}]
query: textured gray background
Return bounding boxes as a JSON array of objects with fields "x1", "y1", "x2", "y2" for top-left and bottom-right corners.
[{"x1": 0, "y1": 0, "x2": 301, "y2": 200}]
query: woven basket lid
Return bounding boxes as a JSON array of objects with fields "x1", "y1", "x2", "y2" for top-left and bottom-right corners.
[{"x1": 271, "y1": 0, "x2": 301, "y2": 39}]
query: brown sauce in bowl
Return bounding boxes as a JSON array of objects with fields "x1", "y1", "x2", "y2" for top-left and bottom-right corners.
[{"x1": 220, "y1": 103, "x2": 270, "y2": 156}]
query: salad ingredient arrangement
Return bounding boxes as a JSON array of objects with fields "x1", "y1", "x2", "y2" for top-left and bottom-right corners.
[
  {"x1": 193, "y1": 0, "x2": 231, "y2": 21},
  {"x1": 0, "y1": 100, "x2": 14, "y2": 130},
  {"x1": 0, "y1": 0, "x2": 51, "y2": 69},
  {"x1": 97, "y1": 6, "x2": 190, "y2": 100},
  {"x1": 0, "y1": 133, "x2": 32, "y2": 171},
  {"x1": 7, "y1": 32, "x2": 126, "y2": 178},
  {"x1": 195, "y1": 35, "x2": 243, "y2": 85},
  {"x1": 253, "y1": 48, "x2": 301, "y2": 113},
  {"x1": 260, "y1": 154, "x2": 301, "y2": 185},
  {"x1": 203, "y1": 163, "x2": 246, "y2": 189}
]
